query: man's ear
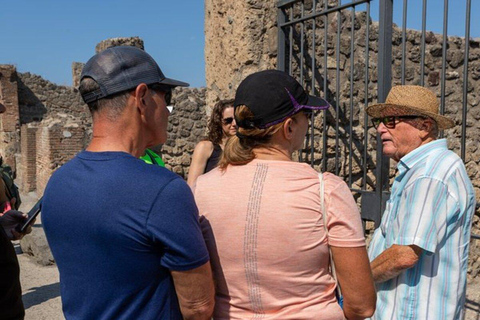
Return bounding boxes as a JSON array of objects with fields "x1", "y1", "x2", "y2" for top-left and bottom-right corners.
[
  {"x1": 418, "y1": 117, "x2": 434, "y2": 138},
  {"x1": 134, "y1": 83, "x2": 149, "y2": 113}
]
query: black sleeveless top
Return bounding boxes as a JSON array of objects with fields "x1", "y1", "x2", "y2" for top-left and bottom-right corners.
[{"x1": 204, "y1": 144, "x2": 222, "y2": 173}]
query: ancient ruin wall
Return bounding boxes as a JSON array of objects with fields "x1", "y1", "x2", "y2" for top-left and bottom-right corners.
[
  {"x1": 19, "y1": 123, "x2": 39, "y2": 192},
  {"x1": 0, "y1": 65, "x2": 20, "y2": 172},
  {"x1": 35, "y1": 116, "x2": 85, "y2": 197},
  {"x1": 204, "y1": 0, "x2": 278, "y2": 112},
  {"x1": 163, "y1": 87, "x2": 208, "y2": 177},
  {"x1": 17, "y1": 72, "x2": 89, "y2": 126}
]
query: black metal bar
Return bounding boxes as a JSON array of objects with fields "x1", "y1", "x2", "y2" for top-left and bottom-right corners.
[
  {"x1": 378, "y1": 0, "x2": 393, "y2": 114},
  {"x1": 310, "y1": 0, "x2": 317, "y2": 167},
  {"x1": 289, "y1": 7, "x2": 294, "y2": 75},
  {"x1": 322, "y1": 0, "x2": 329, "y2": 172},
  {"x1": 377, "y1": 0, "x2": 393, "y2": 222},
  {"x1": 300, "y1": 1, "x2": 305, "y2": 84},
  {"x1": 348, "y1": 6, "x2": 355, "y2": 187},
  {"x1": 299, "y1": 1, "x2": 305, "y2": 163},
  {"x1": 439, "y1": 0, "x2": 448, "y2": 139},
  {"x1": 401, "y1": 0, "x2": 408, "y2": 84},
  {"x1": 335, "y1": 2, "x2": 342, "y2": 176},
  {"x1": 277, "y1": 7, "x2": 287, "y2": 72},
  {"x1": 461, "y1": 0, "x2": 471, "y2": 162},
  {"x1": 420, "y1": 0, "x2": 427, "y2": 86},
  {"x1": 362, "y1": 1, "x2": 370, "y2": 190},
  {"x1": 278, "y1": 0, "x2": 370, "y2": 27}
]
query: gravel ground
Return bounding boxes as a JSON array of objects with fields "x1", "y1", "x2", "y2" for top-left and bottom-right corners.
[{"x1": 17, "y1": 244, "x2": 63, "y2": 320}]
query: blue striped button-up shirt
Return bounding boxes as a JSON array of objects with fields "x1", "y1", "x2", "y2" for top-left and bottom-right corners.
[{"x1": 368, "y1": 139, "x2": 476, "y2": 320}]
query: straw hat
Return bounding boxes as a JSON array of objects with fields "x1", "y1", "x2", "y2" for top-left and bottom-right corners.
[{"x1": 366, "y1": 85, "x2": 454, "y2": 129}]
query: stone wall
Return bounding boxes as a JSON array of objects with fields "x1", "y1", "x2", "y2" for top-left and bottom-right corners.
[
  {"x1": 0, "y1": 65, "x2": 20, "y2": 172},
  {"x1": 163, "y1": 87, "x2": 208, "y2": 177},
  {"x1": 95, "y1": 36, "x2": 144, "y2": 53},
  {"x1": 204, "y1": 0, "x2": 278, "y2": 113},
  {"x1": 17, "y1": 72, "x2": 89, "y2": 125}
]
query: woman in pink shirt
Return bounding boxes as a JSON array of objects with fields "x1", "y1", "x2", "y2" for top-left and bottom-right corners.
[{"x1": 193, "y1": 70, "x2": 376, "y2": 319}]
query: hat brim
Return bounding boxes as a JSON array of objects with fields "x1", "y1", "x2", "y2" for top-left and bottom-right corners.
[
  {"x1": 160, "y1": 77, "x2": 189, "y2": 88},
  {"x1": 304, "y1": 95, "x2": 331, "y2": 110},
  {"x1": 366, "y1": 103, "x2": 455, "y2": 130}
]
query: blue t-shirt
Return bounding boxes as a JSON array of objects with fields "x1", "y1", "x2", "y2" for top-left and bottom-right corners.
[{"x1": 42, "y1": 151, "x2": 209, "y2": 320}]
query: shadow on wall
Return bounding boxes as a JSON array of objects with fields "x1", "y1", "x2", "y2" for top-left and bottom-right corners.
[{"x1": 16, "y1": 76, "x2": 47, "y2": 124}]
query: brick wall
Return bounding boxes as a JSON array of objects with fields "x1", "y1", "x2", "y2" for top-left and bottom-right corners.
[{"x1": 35, "y1": 117, "x2": 84, "y2": 196}]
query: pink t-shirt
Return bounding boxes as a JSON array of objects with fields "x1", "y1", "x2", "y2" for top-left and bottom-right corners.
[{"x1": 194, "y1": 159, "x2": 365, "y2": 320}]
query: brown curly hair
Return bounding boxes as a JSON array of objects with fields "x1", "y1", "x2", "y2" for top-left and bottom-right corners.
[{"x1": 206, "y1": 99, "x2": 234, "y2": 145}]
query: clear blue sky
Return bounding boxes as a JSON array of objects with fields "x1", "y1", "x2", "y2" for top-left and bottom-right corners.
[
  {"x1": 0, "y1": 0, "x2": 206, "y2": 87},
  {"x1": 0, "y1": 1, "x2": 477, "y2": 89}
]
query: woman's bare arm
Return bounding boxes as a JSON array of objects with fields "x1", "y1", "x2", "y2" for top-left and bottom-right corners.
[
  {"x1": 187, "y1": 141, "x2": 214, "y2": 187},
  {"x1": 330, "y1": 246, "x2": 376, "y2": 320}
]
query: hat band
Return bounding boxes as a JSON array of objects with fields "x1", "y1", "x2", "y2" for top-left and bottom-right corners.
[
  {"x1": 260, "y1": 89, "x2": 326, "y2": 128},
  {"x1": 82, "y1": 89, "x2": 105, "y2": 104}
]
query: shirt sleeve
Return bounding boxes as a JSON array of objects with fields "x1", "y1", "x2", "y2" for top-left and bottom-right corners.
[
  {"x1": 324, "y1": 173, "x2": 366, "y2": 247},
  {"x1": 146, "y1": 178, "x2": 210, "y2": 271},
  {"x1": 394, "y1": 176, "x2": 453, "y2": 254}
]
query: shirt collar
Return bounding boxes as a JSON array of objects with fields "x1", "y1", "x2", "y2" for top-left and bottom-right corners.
[{"x1": 397, "y1": 139, "x2": 447, "y2": 174}]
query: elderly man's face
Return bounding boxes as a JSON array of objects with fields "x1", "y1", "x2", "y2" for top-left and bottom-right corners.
[{"x1": 376, "y1": 116, "x2": 427, "y2": 162}]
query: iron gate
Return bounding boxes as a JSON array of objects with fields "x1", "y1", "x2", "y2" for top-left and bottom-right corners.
[{"x1": 277, "y1": 0, "x2": 476, "y2": 226}]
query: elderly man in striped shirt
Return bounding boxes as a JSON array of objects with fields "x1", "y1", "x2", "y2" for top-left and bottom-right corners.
[{"x1": 366, "y1": 85, "x2": 476, "y2": 320}]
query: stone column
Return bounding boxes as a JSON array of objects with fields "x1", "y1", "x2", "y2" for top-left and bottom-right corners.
[
  {"x1": 204, "y1": 0, "x2": 278, "y2": 115},
  {"x1": 0, "y1": 65, "x2": 20, "y2": 172},
  {"x1": 19, "y1": 123, "x2": 39, "y2": 192},
  {"x1": 95, "y1": 37, "x2": 144, "y2": 53}
]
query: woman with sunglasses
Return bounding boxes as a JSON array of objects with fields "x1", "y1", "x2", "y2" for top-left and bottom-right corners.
[
  {"x1": 193, "y1": 70, "x2": 376, "y2": 319},
  {"x1": 187, "y1": 99, "x2": 236, "y2": 187}
]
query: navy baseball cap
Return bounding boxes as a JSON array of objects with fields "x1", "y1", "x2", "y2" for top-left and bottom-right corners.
[
  {"x1": 80, "y1": 46, "x2": 189, "y2": 104},
  {"x1": 234, "y1": 70, "x2": 330, "y2": 129}
]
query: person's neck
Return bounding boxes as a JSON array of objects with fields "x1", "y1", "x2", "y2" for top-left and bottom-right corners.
[
  {"x1": 86, "y1": 118, "x2": 146, "y2": 158},
  {"x1": 420, "y1": 136, "x2": 435, "y2": 147},
  {"x1": 253, "y1": 146, "x2": 292, "y2": 161},
  {"x1": 220, "y1": 135, "x2": 230, "y2": 149}
]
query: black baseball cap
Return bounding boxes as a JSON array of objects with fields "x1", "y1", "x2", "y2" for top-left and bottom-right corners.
[
  {"x1": 234, "y1": 70, "x2": 330, "y2": 129},
  {"x1": 80, "y1": 46, "x2": 189, "y2": 104}
]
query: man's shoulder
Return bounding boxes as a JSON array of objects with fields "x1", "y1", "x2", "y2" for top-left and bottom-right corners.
[
  {"x1": 49, "y1": 151, "x2": 186, "y2": 195},
  {"x1": 413, "y1": 147, "x2": 464, "y2": 178}
]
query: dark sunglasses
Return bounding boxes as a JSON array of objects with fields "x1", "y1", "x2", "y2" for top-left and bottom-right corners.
[
  {"x1": 149, "y1": 84, "x2": 172, "y2": 106},
  {"x1": 222, "y1": 117, "x2": 234, "y2": 125},
  {"x1": 371, "y1": 115, "x2": 424, "y2": 129}
]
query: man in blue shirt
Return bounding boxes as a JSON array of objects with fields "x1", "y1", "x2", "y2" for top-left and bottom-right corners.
[
  {"x1": 42, "y1": 46, "x2": 214, "y2": 319},
  {"x1": 366, "y1": 85, "x2": 475, "y2": 319}
]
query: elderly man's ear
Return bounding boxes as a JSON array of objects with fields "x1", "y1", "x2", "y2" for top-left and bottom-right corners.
[{"x1": 418, "y1": 117, "x2": 436, "y2": 139}]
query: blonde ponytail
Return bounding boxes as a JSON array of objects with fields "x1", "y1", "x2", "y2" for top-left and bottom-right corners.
[{"x1": 219, "y1": 105, "x2": 285, "y2": 169}]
